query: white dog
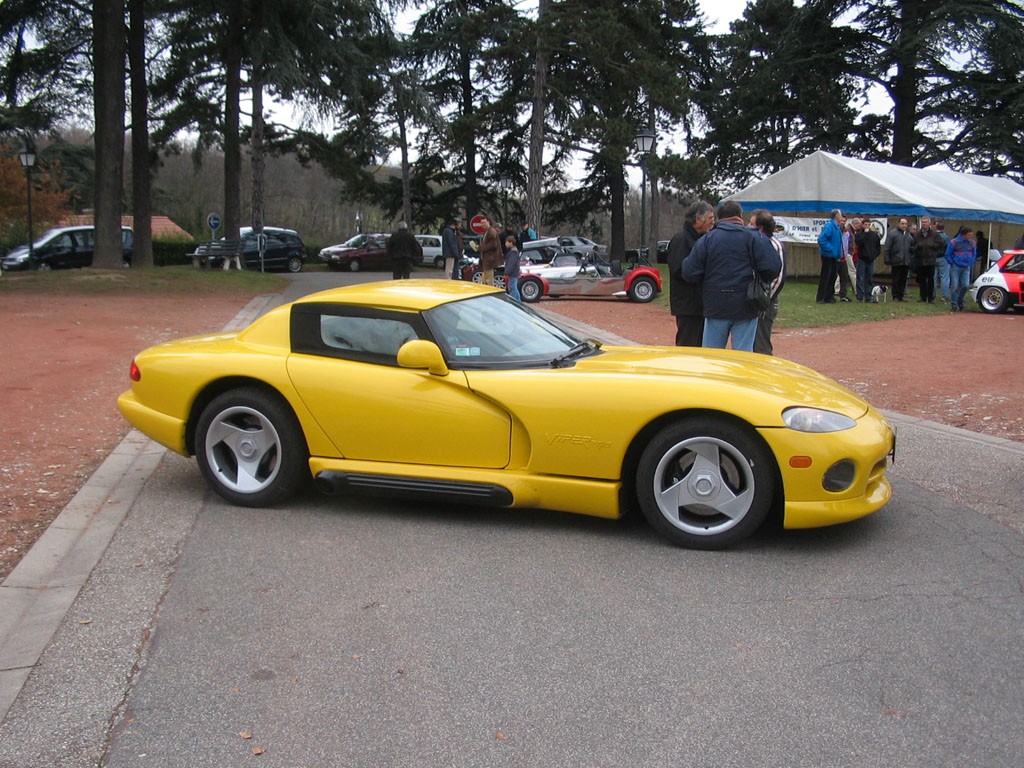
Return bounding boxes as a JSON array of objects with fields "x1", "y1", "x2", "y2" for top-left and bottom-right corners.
[{"x1": 871, "y1": 284, "x2": 889, "y2": 302}]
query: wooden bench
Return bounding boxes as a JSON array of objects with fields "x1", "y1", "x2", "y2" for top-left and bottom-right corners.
[{"x1": 189, "y1": 239, "x2": 242, "y2": 269}]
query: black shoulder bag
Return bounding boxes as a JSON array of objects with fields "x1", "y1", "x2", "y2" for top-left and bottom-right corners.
[{"x1": 745, "y1": 233, "x2": 772, "y2": 313}]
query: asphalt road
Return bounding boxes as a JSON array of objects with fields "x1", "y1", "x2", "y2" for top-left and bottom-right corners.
[{"x1": 1, "y1": 270, "x2": 1022, "y2": 767}]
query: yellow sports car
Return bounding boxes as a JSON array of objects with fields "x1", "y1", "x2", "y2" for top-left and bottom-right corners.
[{"x1": 118, "y1": 280, "x2": 895, "y2": 549}]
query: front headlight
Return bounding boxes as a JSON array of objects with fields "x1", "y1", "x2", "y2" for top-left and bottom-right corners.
[{"x1": 782, "y1": 407, "x2": 857, "y2": 433}]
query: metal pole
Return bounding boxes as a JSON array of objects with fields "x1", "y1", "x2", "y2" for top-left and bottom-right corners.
[
  {"x1": 639, "y1": 156, "x2": 647, "y2": 264},
  {"x1": 25, "y1": 164, "x2": 34, "y2": 267}
]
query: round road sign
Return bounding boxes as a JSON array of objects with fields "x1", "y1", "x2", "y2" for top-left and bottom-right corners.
[{"x1": 469, "y1": 214, "x2": 488, "y2": 235}]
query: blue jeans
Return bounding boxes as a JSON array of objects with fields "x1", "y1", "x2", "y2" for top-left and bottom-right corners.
[
  {"x1": 856, "y1": 258, "x2": 875, "y2": 300},
  {"x1": 935, "y1": 257, "x2": 950, "y2": 300},
  {"x1": 506, "y1": 276, "x2": 521, "y2": 301},
  {"x1": 703, "y1": 317, "x2": 758, "y2": 352},
  {"x1": 949, "y1": 265, "x2": 971, "y2": 308}
]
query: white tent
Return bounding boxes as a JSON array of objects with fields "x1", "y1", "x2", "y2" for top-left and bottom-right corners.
[{"x1": 726, "y1": 151, "x2": 1024, "y2": 225}]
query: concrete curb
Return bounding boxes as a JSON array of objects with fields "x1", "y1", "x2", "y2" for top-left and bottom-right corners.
[{"x1": 0, "y1": 294, "x2": 279, "y2": 722}]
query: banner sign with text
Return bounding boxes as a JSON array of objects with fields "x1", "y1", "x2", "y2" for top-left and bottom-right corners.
[{"x1": 773, "y1": 216, "x2": 888, "y2": 245}]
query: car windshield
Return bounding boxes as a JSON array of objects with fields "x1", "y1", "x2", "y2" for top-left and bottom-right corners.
[
  {"x1": 424, "y1": 293, "x2": 588, "y2": 369},
  {"x1": 343, "y1": 235, "x2": 368, "y2": 247},
  {"x1": 30, "y1": 228, "x2": 66, "y2": 248}
]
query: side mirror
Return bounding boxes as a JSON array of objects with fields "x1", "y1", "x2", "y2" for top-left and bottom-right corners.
[{"x1": 397, "y1": 339, "x2": 449, "y2": 377}]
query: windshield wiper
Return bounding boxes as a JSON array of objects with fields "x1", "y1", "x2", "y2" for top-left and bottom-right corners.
[{"x1": 550, "y1": 339, "x2": 602, "y2": 368}]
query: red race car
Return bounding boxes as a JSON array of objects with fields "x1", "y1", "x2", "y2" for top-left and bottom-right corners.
[{"x1": 970, "y1": 250, "x2": 1024, "y2": 314}]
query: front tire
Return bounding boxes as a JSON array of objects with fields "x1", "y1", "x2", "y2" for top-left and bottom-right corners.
[
  {"x1": 636, "y1": 417, "x2": 775, "y2": 549},
  {"x1": 976, "y1": 286, "x2": 1009, "y2": 313},
  {"x1": 195, "y1": 388, "x2": 309, "y2": 507},
  {"x1": 348, "y1": 257, "x2": 362, "y2": 273}
]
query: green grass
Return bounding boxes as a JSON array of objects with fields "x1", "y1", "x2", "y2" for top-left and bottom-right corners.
[
  {"x1": 3, "y1": 263, "x2": 965, "y2": 328},
  {"x1": 0, "y1": 265, "x2": 289, "y2": 296},
  {"x1": 651, "y1": 265, "x2": 961, "y2": 327}
]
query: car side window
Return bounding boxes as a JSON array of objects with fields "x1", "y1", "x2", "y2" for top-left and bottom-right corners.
[
  {"x1": 320, "y1": 316, "x2": 418, "y2": 357},
  {"x1": 290, "y1": 304, "x2": 426, "y2": 366},
  {"x1": 1003, "y1": 254, "x2": 1024, "y2": 273}
]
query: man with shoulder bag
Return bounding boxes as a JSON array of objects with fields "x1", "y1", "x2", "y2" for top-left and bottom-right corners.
[{"x1": 682, "y1": 200, "x2": 781, "y2": 352}]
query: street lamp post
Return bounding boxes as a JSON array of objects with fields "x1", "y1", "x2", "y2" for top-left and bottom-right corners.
[
  {"x1": 634, "y1": 128, "x2": 656, "y2": 265},
  {"x1": 497, "y1": 176, "x2": 512, "y2": 226},
  {"x1": 18, "y1": 145, "x2": 36, "y2": 268}
]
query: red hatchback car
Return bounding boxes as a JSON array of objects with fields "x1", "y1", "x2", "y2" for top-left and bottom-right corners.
[{"x1": 318, "y1": 233, "x2": 390, "y2": 272}]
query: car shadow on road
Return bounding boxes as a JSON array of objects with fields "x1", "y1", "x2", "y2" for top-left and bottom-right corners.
[{"x1": 279, "y1": 480, "x2": 890, "y2": 555}]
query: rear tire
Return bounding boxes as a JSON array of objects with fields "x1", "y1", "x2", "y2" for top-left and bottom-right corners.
[
  {"x1": 976, "y1": 286, "x2": 1009, "y2": 313},
  {"x1": 287, "y1": 255, "x2": 303, "y2": 273},
  {"x1": 636, "y1": 416, "x2": 775, "y2": 549},
  {"x1": 195, "y1": 388, "x2": 309, "y2": 507}
]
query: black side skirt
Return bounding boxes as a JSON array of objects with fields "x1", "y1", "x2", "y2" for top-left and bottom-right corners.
[{"x1": 314, "y1": 471, "x2": 513, "y2": 507}]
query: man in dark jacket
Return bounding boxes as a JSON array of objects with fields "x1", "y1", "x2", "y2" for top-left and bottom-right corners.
[
  {"x1": 682, "y1": 200, "x2": 782, "y2": 352},
  {"x1": 913, "y1": 216, "x2": 945, "y2": 302},
  {"x1": 853, "y1": 218, "x2": 882, "y2": 302},
  {"x1": 441, "y1": 218, "x2": 463, "y2": 279},
  {"x1": 666, "y1": 200, "x2": 715, "y2": 346},
  {"x1": 386, "y1": 221, "x2": 421, "y2": 280},
  {"x1": 883, "y1": 217, "x2": 914, "y2": 301}
]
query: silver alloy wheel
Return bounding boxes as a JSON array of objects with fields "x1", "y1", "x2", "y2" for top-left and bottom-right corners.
[
  {"x1": 629, "y1": 276, "x2": 656, "y2": 302},
  {"x1": 204, "y1": 405, "x2": 283, "y2": 495},
  {"x1": 349, "y1": 258, "x2": 362, "y2": 272},
  {"x1": 287, "y1": 255, "x2": 303, "y2": 273},
  {"x1": 977, "y1": 286, "x2": 1008, "y2": 313},
  {"x1": 649, "y1": 435, "x2": 756, "y2": 539},
  {"x1": 520, "y1": 278, "x2": 542, "y2": 302}
]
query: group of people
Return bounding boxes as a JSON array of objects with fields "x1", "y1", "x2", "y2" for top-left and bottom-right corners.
[
  {"x1": 438, "y1": 215, "x2": 536, "y2": 301},
  {"x1": 388, "y1": 215, "x2": 537, "y2": 296},
  {"x1": 667, "y1": 200, "x2": 785, "y2": 354},
  {"x1": 816, "y1": 210, "x2": 979, "y2": 309}
]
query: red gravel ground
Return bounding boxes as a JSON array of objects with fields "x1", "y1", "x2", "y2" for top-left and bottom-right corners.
[{"x1": 1, "y1": 282, "x2": 1020, "y2": 580}]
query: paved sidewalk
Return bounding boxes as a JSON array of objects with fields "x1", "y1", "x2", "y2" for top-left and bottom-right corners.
[
  {"x1": 0, "y1": 294, "x2": 281, "y2": 721},
  {"x1": 2, "y1": 289, "x2": 1022, "y2": 741}
]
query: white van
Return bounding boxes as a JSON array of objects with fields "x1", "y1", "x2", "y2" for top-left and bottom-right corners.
[{"x1": 415, "y1": 234, "x2": 444, "y2": 269}]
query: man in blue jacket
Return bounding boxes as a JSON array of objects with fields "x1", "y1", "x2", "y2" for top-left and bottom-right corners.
[
  {"x1": 946, "y1": 227, "x2": 977, "y2": 312},
  {"x1": 816, "y1": 209, "x2": 845, "y2": 303},
  {"x1": 682, "y1": 200, "x2": 782, "y2": 352}
]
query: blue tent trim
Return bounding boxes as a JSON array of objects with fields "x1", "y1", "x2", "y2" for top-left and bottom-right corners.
[{"x1": 734, "y1": 200, "x2": 1024, "y2": 224}]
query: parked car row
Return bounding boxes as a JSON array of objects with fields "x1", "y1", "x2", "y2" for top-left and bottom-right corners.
[
  {"x1": 1, "y1": 225, "x2": 607, "y2": 276},
  {"x1": 2, "y1": 225, "x2": 133, "y2": 271}
]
